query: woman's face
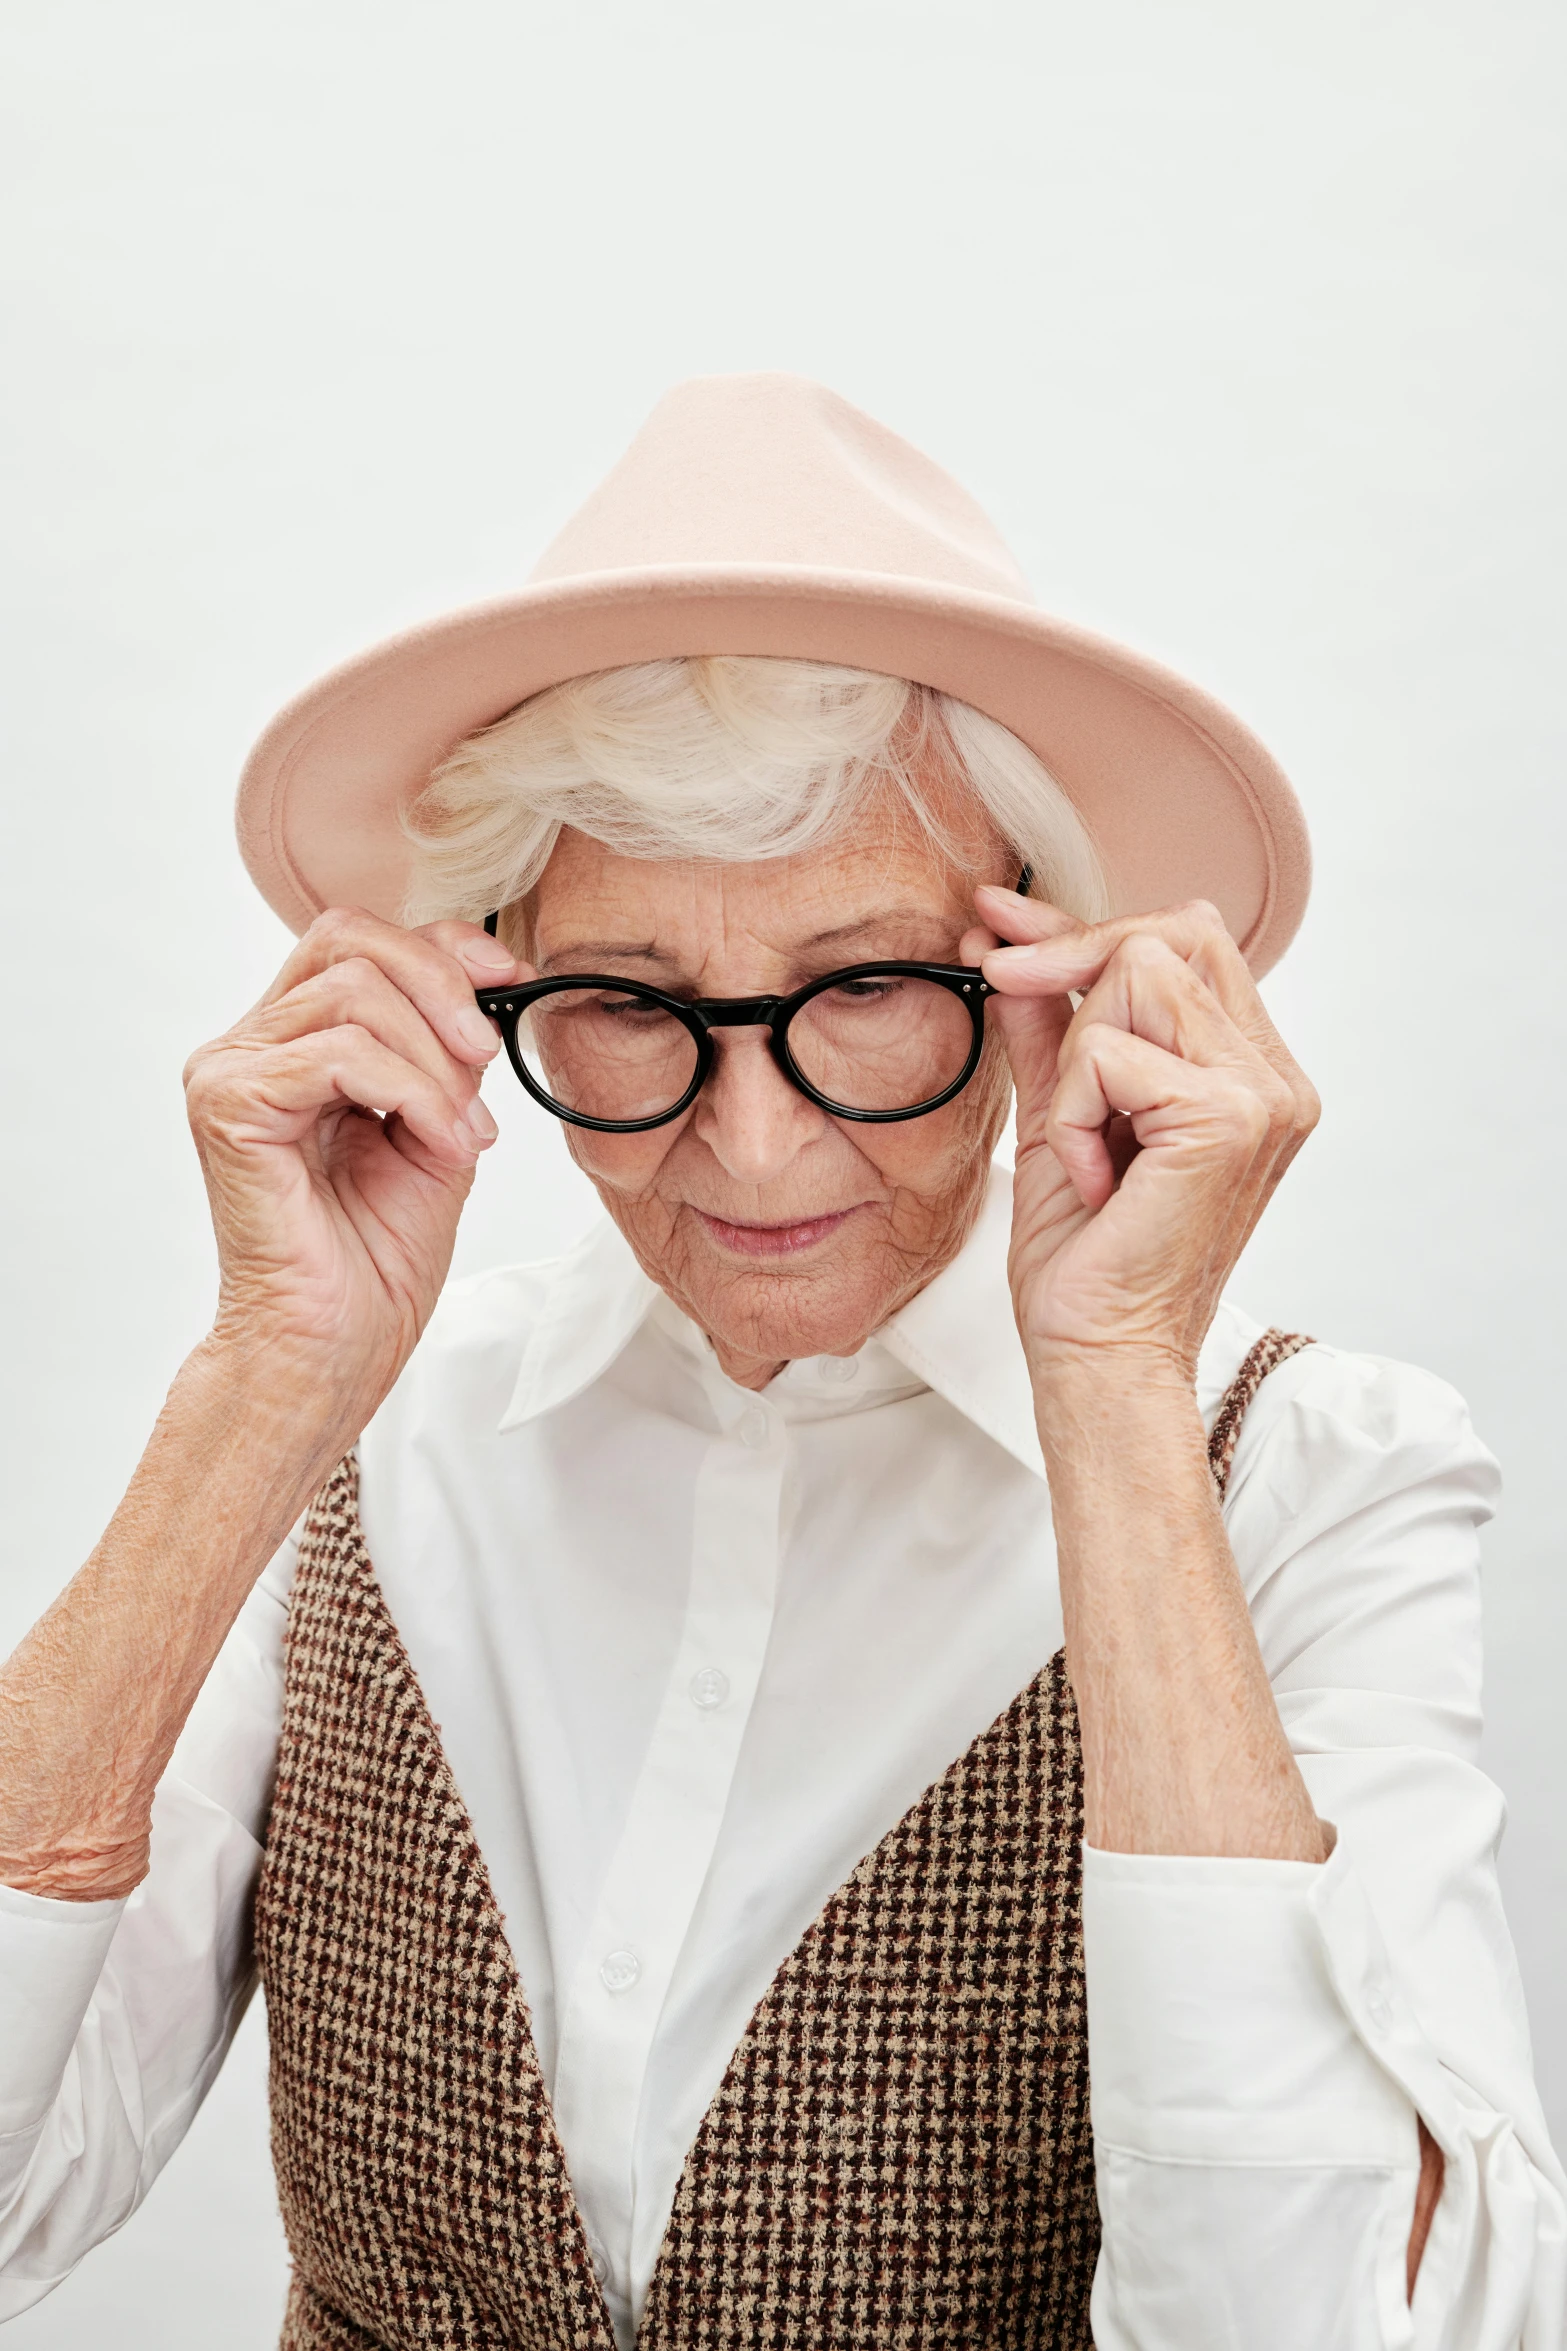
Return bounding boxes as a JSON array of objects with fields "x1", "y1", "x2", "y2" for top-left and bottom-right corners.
[{"x1": 525, "y1": 790, "x2": 1015, "y2": 1387}]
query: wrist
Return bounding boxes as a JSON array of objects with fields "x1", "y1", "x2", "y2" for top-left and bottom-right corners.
[
  {"x1": 0, "y1": 1830, "x2": 149, "y2": 1904},
  {"x1": 188, "y1": 1321, "x2": 342, "y2": 1421},
  {"x1": 160, "y1": 1334, "x2": 358, "y2": 1545},
  {"x1": 1026, "y1": 1341, "x2": 1208, "y2": 1488},
  {"x1": 1024, "y1": 1336, "x2": 1201, "y2": 1417}
]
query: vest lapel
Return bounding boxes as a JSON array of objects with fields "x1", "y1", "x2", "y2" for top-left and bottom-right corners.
[
  {"x1": 640, "y1": 1650, "x2": 1096, "y2": 2348},
  {"x1": 255, "y1": 1459, "x2": 616, "y2": 2351}
]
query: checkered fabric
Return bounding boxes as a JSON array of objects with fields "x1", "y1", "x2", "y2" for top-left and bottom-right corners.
[
  {"x1": 1208, "y1": 1328, "x2": 1313, "y2": 1499},
  {"x1": 255, "y1": 1330, "x2": 1307, "y2": 2350}
]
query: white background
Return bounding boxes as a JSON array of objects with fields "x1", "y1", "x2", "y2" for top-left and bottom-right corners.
[{"x1": 1, "y1": 2, "x2": 1563, "y2": 2340}]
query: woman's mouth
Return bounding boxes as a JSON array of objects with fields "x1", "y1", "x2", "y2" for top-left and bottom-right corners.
[{"x1": 692, "y1": 1206, "x2": 862, "y2": 1258}]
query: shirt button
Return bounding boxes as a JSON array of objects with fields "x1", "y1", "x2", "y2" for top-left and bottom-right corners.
[
  {"x1": 585, "y1": 2234, "x2": 610, "y2": 2286},
  {"x1": 689, "y1": 1666, "x2": 730, "y2": 1711},
  {"x1": 738, "y1": 1407, "x2": 769, "y2": 1449},
  {"x1": 818, "y1": 1353, "x2": 859, "y2": 1382},
  {"x1": 599, "y1": 1948, "x2": 641, "y2": 1994},
  {"x1": 1365, "y1": 1985, "x2": 1393, "y2": 2033}
]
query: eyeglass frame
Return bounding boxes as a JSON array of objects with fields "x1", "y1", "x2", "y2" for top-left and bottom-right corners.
[{"x1": 472, "y1": 959, "x2": 998, "y2": 1133}]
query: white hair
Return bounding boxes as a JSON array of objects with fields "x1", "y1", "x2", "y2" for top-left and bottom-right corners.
[{"x1": 402, "y1": 655, "x2": 1110, "y2": 932}]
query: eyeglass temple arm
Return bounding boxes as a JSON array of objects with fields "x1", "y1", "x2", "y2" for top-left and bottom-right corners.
[{"x1": 479, "y1": 867, "x2": 1031, "y2": 939}]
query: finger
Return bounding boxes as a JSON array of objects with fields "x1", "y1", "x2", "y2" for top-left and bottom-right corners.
[
  {"x1": 989, "y1": 990, "x2": 1072, "y2": 1135},
  {"x1": 981, "y1": 895, "x2": 1314, "y2": 1110},
  {"x1": 416, "y1": 918, "x2": 522, "y2": 981},
  {"x1": 262, "y1": 909, "x2": 510, "y2": 1069},
  {"x1": 191, "y1": 1027, "x2": 496, "y2": 1170},
  {"x1": 973, "y1": 884, "x2": 1086, "y2": 949},
  {"x1": 250, "y1": 960, "x2": 487, "y2": 1118},
  {"x1": 971, "y1": 892, "x2": 1077, "y2": 1094},
  {"x1": 980, "y1": 896, "x2": 1235, "y2": 993},
  {"x1": 958, "y1": 917, "x2": 1004, "y2": 965},
  {"x1": 1016, "y1": 936, "x2": 1299, "y2": 1204},
  {"x1": 980, "y1": 895, "x2": 1254, "y2": 1009},
  {"x1": 1047, "y1": 1022, "x2": 1274, "y2": 1211},
  {"x1": 1068, "y1": 933, "x2": 1285, "y2": 1087}
]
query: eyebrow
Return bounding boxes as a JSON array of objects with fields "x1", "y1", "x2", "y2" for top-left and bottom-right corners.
[
  {"x1": 536, "y1": 908, "x2": 957, "y2": 977},
  {"x1": 536, "y1": 943, "x2": 667, "y2": 973},
  {"x1": 800, "y1": 912, "x2": 946, "y2": 952}
]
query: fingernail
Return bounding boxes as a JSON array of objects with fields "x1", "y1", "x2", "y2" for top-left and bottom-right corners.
[
  {"x1": 468, "y1": 935, "x2": 515, "y2": 970},
  {"x1": 459, "y1": 1007, "x2": 501, "y2": 1057},
  {"x1": 466, "y1": 1097, "x2": 498, "y2": 1144}
]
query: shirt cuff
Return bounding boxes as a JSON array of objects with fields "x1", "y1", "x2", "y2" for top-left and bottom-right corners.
[
  {"x1": 1081, "y1": 1840, "x2": 1416, "y2": 2166},
  {"x1": 0, "y1": 1881, "x2": 125, "y2": 2138}
]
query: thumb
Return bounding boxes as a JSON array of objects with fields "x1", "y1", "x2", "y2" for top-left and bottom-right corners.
[{"x1": 994, "y1": 992, "x2": 1070, "y2": 1148}]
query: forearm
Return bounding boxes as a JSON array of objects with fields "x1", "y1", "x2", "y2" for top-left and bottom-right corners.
[
  {"x1": 1033, "y1": 1349, "x2": 1327, "y2": 1862},
  {"x1": 0, "y1": 1339, "x2": 347, "y2": 1901}
]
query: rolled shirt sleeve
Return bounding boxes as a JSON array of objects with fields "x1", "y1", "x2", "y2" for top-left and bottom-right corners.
[
  {"x1": 1085, "y1": 1340, "x2": 1567, "y2": 2349},
  {"x1": 0, "y1": 1885, "x2": 126, "y2": 2144},
  {"x1": 0, "y1": 1535, "x2": 293, "y2": 2318}
]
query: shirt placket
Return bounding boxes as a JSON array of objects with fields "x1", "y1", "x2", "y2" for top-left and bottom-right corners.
[{"x1": 549, "y1": 1384, "x2": 784, "y2": 2325}]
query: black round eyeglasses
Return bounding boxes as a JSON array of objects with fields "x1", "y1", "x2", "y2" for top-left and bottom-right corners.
[{"x1": 473, "y1": 959, "x2": 996, "y2": 1133}]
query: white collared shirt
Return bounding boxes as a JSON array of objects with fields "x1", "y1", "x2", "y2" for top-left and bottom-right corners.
[{"x1": 0, "y1": 1169, "x2": 1562, "y2": 2348}]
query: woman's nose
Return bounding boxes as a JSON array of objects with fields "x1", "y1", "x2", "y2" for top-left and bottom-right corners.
[{"x1": 693, "y1": 1028, "x2": 826, "y2": 1182}]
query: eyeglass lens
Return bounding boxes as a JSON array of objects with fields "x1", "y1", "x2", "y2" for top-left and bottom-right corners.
[
  {"x1": 519, "y1": 971, "x2": 976, "y2": 1123},
  {"x1": 521, "y1": 988, "x2": 701, "y2": 1125},
  {"x1": 785, "y1": 973, "x2": 975, "y2": 1112}
]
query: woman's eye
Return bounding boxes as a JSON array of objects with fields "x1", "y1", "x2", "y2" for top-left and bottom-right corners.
[
  {"x1": 600, "y1": 998, "x2": 672, "y2": 1025},
  {"x1": 831, "y1": 979, "x2": 898, "y2": 1003}
]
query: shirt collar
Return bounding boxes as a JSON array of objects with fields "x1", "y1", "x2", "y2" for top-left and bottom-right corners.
[
  {"x1": 497, "y1": 1160, "x2": 1244, "y2": 1474},
  {"x1": 878, "y1": 1167, "x2": 1045, "y2": 1477},
  {"x1": 498, "y1": 1163, "x2": 1047, "y2": 1477},
  {"x1": 498, "y1": 1215, "x2": 659, "y2": 1432}
]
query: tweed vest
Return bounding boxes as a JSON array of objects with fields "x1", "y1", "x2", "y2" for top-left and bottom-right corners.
[{"x1": 255, "y1": 1327, "x2": 1308, "y2": 2351}]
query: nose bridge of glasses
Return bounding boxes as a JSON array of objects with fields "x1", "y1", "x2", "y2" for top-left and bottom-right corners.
[{"x1": 690, "y1": 995, "x2": 786, "y2": 1030}]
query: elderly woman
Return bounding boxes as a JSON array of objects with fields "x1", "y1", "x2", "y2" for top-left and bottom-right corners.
[{"x1": 0, "y1": 376, "x2": 1560, "y2": 2351}]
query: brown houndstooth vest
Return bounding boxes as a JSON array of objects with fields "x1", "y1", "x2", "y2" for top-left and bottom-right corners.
[{"x1": 254, "y1": 1328, "x2": 1310, "y2": 2350}]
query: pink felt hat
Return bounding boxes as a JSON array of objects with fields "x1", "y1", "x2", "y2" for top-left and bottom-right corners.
[{"x1": 237, "y1": 372, "x2": 1309, "y2": 972}]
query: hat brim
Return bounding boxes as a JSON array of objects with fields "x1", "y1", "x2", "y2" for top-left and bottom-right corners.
[{"x1": 237, "y1": 565, "x2": 1309, "y2": 975}]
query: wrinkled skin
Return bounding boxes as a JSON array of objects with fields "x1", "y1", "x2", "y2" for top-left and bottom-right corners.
[{"x1": 522, "y1": 805, "x2": 1014, "y2": 1387}]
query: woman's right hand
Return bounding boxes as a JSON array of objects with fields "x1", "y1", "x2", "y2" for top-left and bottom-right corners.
[
  {"x1": 183, "y1": 908, "x2": 526, "y2": 1436},
  {"x1": 0, "y1": 907, "x2": 527, "y2": 1903}
]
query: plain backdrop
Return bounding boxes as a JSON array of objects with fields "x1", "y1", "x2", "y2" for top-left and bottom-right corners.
[{"x1": 2, "y1": 1, "x2": 1564, "y2": 2340}]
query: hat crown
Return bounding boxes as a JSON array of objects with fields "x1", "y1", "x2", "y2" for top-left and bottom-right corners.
[
  {"x1": 239, "y1": 371, "x2": 1308, "y2": 974},
  {"x1": 528, "y1": 373, "x2": 1035, "y2": 603}
]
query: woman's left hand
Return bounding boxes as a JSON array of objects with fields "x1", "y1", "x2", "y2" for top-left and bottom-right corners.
[{"x1": 962, "y1": 888, "x2": 1319, "y2": 1376}]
